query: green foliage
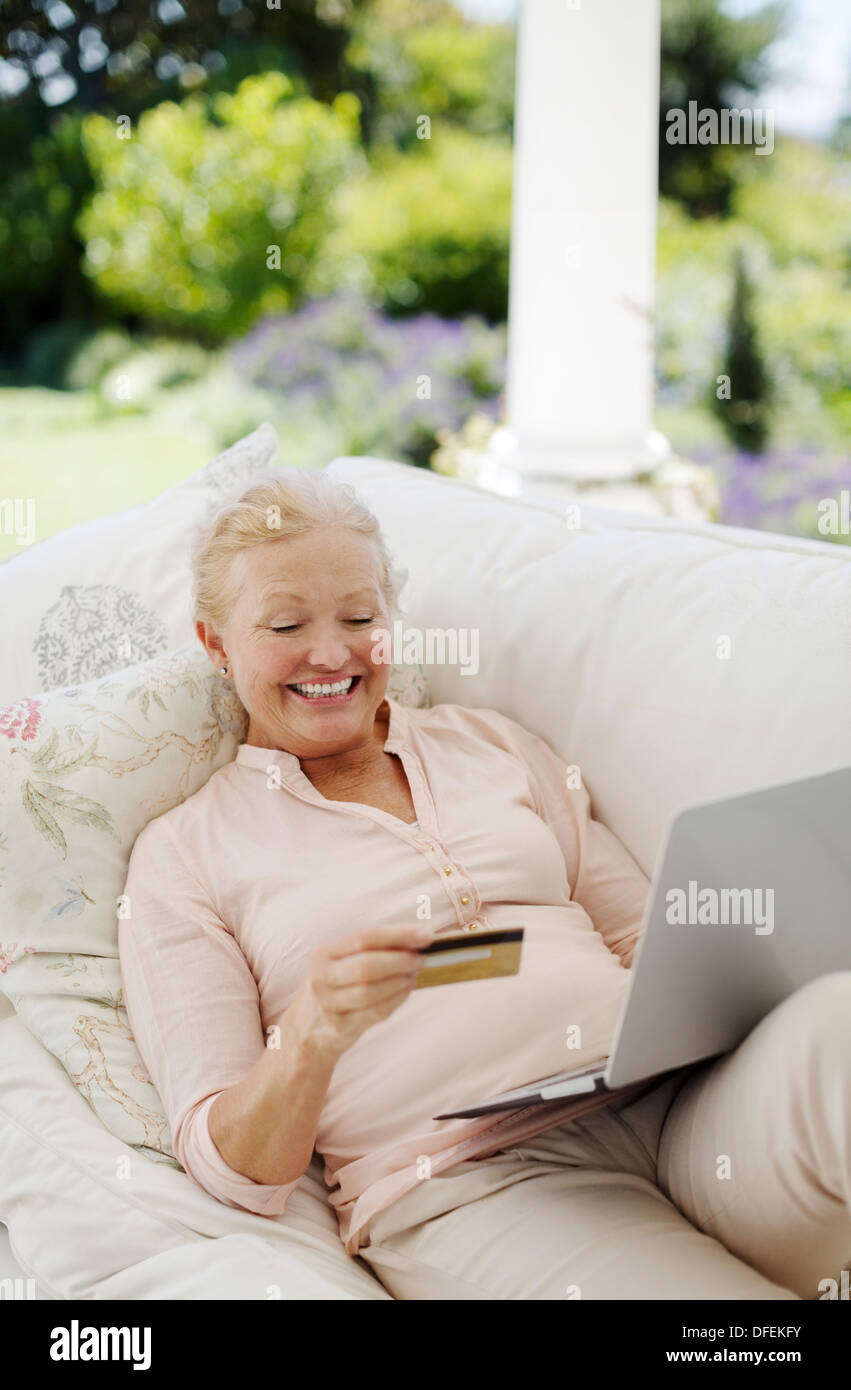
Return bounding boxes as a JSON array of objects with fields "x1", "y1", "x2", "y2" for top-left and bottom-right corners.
[
  {"x1": 730, "y1": 139, "x2": 851, "y2": 271},
  {"x1": 314, "y1": 125, "x2": 512, "y2": 320},
  {"x1": 154, "y1": 364, "x2": 296, "y2": 453},
  {"x1": 0, "y1": 107, "x2": 98, "y2": 360},
  {"x1": 77, "y1": 73, "x2": 364, "y2": 340},
  {"x1": 753, "y1": 261, "x2": 851, "y2": 431},
  {"x1": 92, "y1": 337, "x2": 212, "y2": 409},
  {"x1": 656, "y1": 135, "x2": 850, "y2": 451},
  {"x1": 655, "y1": 196, "x2": 750, "y2": 397},
  {"x1": 346, "y1": 15, "x2": 514, "y2": 148},
  {"x1": 712, "y1": 247, "x2": 773, "y2": 452},
  {"x1": 730, "y1": 141, "x2": 850, "y2": 440},
  {"x1": 0, "y1": 0, "x2": 368, "y2": 115},
  {"x1": 659, "y1": 0, "x2": 787, "y2": 216},
  {"x1": 14, "y1": 321, "x2": 94, "y2": 390},
  {"x1": 63, "y1": 327, "x2": 138, "y2": 391}
]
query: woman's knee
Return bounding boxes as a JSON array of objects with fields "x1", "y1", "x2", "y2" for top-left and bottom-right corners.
[{"x1": 773, "y1": 971, "x2": 851, "y2": 1044}]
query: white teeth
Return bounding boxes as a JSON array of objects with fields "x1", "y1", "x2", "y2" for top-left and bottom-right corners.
[{"x1": 291, "y1": 677, "x2": 355, "y2": 698}]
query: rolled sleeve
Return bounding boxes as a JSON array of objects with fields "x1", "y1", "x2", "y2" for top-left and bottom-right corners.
[
  {"x1": 476, "y1": 709, "x2": 650, "y2": 969},
  {"x1": 118, "y1": 815, "x2": 302, "y2": 1216},
  {"x1": 180, "y1": 1093, "x2": 300, "y2": 1216}
]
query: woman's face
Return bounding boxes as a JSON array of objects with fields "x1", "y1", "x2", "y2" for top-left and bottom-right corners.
[{"x1": 197, "y1": 525, "x2": 393, "y2": 758}]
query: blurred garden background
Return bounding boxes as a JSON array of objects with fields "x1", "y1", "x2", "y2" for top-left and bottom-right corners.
[{"x1": 0, "y1": 0, "x2": 849, "y2": 559}]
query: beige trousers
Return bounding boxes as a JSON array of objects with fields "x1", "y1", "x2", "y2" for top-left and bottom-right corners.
[{"x1": 358, "y1": 972, "x2": 851, "y2": 1300}]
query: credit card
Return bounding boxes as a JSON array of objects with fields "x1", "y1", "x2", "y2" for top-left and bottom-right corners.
[{"x1": 413, "y1": 926, "x2": 524, "y2": 988}]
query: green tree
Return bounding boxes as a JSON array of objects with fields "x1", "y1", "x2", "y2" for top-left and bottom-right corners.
[
  {"x1": 0, "y1": 105, "x2": 102, "y2": 368},
  {"x1": 0, "y1": 0, "x2": 369, "y2": 115},
  {"x1": 712, "y1": 247, "x2": 773, "y2": 452},
  {"x1": 660, "y1": 0, "x2": 787, "y2": 216}
]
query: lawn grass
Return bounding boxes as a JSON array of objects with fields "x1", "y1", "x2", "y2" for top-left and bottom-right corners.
[{"x1": 1, "y1": 389, "x2": 216, "y2": 562}]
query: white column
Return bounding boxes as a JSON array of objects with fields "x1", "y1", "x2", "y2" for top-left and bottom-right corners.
[{"x1": 499, "y1": 0, "x2": 663, "y2": 483}]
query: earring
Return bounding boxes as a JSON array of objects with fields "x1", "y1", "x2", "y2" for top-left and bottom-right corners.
[{"x1": 220, "y1": 665, "x2": 229, "y2": 677}]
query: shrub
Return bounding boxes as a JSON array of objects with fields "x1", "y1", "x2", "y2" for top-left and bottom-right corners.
[
  {"x1": 311, "y1": 125, "x2": 512, "y2": 321},
  {"x1": 16, "y1": 321, "x2": 96, "y2": 390},
  {"x1": 730, "y1": 139, "x2": 851, "y2": 272},
  {"x1": 229, "y1": 291, "x2": 506, "y2": 467},
  {"x1": 97, "y1": 339, "x2": 213, "y2": 411},
  {"x1": 64, "y1": 327, "x2": 137, "y2": 390},
  {"x1": 714, "y1": 448, "x2": 851, "y2": 544},
  {"x1": 345, "y1": 15, "x2": 515, "y2": 148},
  {"x1": 77, "y1": 73, "x2": 363, "y2": 341}
]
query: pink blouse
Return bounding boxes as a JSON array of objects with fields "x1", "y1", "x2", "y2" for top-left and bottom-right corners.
[{"x1": 119, "y1": 696, "x2": 653, "y2": 1257}]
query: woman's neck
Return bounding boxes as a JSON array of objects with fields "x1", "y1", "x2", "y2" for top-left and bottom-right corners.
[{"x1": 298, "y1": 700, "x2": 390, "y2": 791}]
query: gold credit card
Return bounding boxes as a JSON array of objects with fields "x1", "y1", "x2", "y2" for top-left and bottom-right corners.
[{"x1": 413, "y1": 927, "x2": 524, "y2": 988}]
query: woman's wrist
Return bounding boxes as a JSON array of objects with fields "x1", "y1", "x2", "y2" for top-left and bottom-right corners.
[{"x1": 282, "y1": 985, "x2": 345, "y2": 1070}]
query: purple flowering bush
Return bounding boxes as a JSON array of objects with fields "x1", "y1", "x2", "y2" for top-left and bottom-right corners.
[
  {"x1": 693, "y1": 444, "x2": 851, "y2": 545},
  {"x1": 228, "y1": 292, "x2": 506, "y2": 468}
]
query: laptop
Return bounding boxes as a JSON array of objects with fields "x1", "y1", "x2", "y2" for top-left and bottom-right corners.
[{"x1": 434, "y1": 764, "x2": 851, "y2": 1120}]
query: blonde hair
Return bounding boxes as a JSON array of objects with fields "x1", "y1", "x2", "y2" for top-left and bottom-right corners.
[{"x1": 191, "y1": 471, "x2": 408, "y2": 634}]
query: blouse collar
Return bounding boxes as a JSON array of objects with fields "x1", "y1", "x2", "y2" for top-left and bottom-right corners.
[{"x1": 234, "y1": 693, "x2": 410, "y2": 779}]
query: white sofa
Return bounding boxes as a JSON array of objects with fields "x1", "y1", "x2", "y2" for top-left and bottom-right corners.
[{"x1": 1, "y1": 443, "x2": 849, "y2": 1300}]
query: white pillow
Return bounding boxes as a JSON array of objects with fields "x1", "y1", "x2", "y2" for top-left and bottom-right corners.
[
  {"x1": 0, "y1": 646, "x2": 429, "y2": 1169},
  {"x1": 1, "y1": 423, "x2": 280, "y2": 704}
]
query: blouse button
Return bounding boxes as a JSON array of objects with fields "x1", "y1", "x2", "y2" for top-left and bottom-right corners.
[
  {"x1": 460, "y1": 895, "x2": 469, "y2": 905},
  {"x1": 443, "y1": 866, "x2": 452, "y2": 875}
]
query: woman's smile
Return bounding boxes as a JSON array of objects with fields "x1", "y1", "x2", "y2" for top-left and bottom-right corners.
[{"x1": 285, "y1": 674, "x2": 364, "y2": 705}]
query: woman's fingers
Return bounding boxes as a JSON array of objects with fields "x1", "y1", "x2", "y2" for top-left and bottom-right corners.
[
  {"x1": 309, "y1": 924, "x2": 433, "y2": 1029},
  {"x1": 327, "y1": 975, "x2": 420, "y2": 1014},
  {"x1": 326, "y1": 922, "x2": 433, "y2": 959},
  {"x1": 328, "y1": 947, "x2": 425, "y2": 989}
]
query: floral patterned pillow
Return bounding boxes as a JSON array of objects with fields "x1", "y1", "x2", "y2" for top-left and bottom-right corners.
[{"x1": 0, "y1": 647, "x2": 430, "y2": 1172}]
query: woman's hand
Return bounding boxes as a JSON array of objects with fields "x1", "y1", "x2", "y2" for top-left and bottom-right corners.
[{"x1": 289, "y1": 922, "x2": 434, "y2": 1060}]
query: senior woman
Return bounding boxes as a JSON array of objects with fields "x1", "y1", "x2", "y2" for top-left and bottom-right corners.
[{"x1": 119, "y1": 471, "x2": 850, "y2": 1302}]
